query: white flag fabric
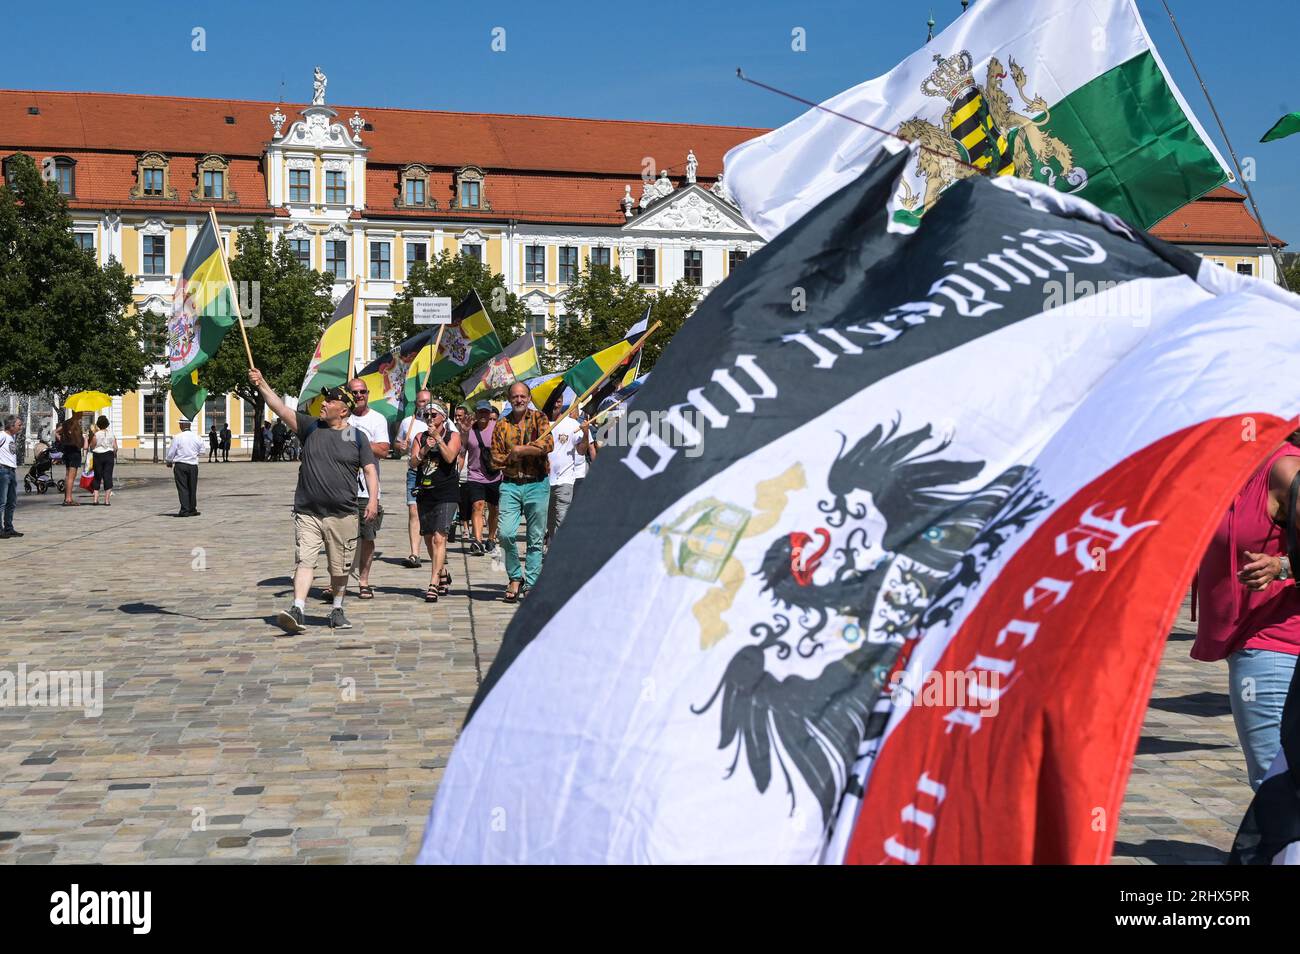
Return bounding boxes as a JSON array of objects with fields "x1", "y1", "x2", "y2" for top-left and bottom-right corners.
[
  {"x1": 418, "y1": 150, "x2": 1300, "y2": 864},
  {"x1": 725, "y1": 0, "x2": 1229, "y2": 239}
]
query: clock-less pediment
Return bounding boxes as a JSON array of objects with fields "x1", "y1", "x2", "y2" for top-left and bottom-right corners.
[{"x1": 624, "y1": 185, "x2": 752, "y2": 236}]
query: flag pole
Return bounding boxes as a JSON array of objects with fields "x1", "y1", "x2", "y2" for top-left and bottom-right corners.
[
  {"x1": 537, "y1": 321, "x2": 660, "y2": 442},
  {"x1": 1158, "y1": 0, "x2": 1290, "y2": 291},
  {"x1": 209, "y1": 208, "x2": 256, "y2": 368},
  {"x1": 402, "y1": 323, "x2": 447, "y2": 438},
  {"x1": 349, "y1": 274, "x2": 360, "y2": 378}
]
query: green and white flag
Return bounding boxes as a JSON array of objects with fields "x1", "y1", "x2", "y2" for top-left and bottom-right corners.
[{"x1": 724, "y1": 0, "x2": 1231, "y2": 238}]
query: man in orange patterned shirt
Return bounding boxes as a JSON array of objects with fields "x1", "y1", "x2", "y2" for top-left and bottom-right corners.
[{"x1": 491, "y1": 381, "x2": 555, "y2": 602}]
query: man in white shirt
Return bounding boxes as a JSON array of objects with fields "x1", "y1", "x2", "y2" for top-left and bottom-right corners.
[
  {"x1": 394, "y1": 389, "x2": 431, "y2": 568},
  {"x1": 545, "y1": 406, "x2": 588, "y2": 547},
  {"x1": 0, "y1": 415, "x2": 23, "y2": 538},
  {"x1": 343, "y1": 378, "x2": 391, "y2": 600},
  {"x1": 164, "y1": 418, "x2": 205, "y2": 517}
]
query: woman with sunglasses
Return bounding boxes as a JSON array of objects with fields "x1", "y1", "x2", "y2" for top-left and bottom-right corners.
[{"x1": 410, "y1": 401, "x2": 462, "y2": 602}]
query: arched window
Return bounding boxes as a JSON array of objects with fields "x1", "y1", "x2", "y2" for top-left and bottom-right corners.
[
  {"x1": 132, "y1": 152, "x2": 177, "y2": 200},
  {"x1": 453, "y1": 166, "x2": 490, "y2": 211},
  {"x1": 398, "y1": 163, "x2": 436, "y2": 209},
  {"x1": 192, "y1": 155, "x2": 236, "y2": 203}
]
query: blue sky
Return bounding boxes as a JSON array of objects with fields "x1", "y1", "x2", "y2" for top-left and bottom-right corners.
[{"x1": 3, "y1": 0, "x2": 1298, "y2": 242}]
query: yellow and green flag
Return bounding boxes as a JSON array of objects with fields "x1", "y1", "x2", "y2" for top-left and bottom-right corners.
[
  {"x1": 532, "y1": 307, "x2": 651, "y2": 415},
  {"x1": 299, "y1": 285, "x2": 357, "y2": 416},
  {"x1": 461, "y1": 332, "x2": 542, "y2": 400},
  {"x1": 357, "y1": 289, "x2": 503, "y2": 421},
  {"x1": 424, "y1": 290, "x2": 502, "y2": 390},
  {"x1": 168, "y1": 211, "x2": 239, "y2": 418}
]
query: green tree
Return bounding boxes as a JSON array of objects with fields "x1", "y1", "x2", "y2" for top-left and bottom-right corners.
[
  {"x1": 551, "y1": 264, "x2": 702, "y2": 378},
  {"x1": 383, "y1": 250, "x2": 530, "y2": 406},
  {"x1": 203, "y1": 219, "x2": 336, "y2": 460},
  {"x1": 0, "y1": 152, "x2": 144, "y2": 412}
]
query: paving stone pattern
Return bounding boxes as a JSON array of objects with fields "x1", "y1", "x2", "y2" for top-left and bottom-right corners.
[{"x1": 0, "y1": 461, "x2": 1251, "y2": 863}]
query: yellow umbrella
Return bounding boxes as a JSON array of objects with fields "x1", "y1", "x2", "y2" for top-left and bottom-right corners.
[{"x1": 65, "y1": 391, "x2": 112, "y2": 413}]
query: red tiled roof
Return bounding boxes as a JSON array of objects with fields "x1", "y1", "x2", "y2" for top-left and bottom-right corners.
[
  {"x1": 0, "y1": 89, "x2": 764, "y2": 225},
  {"x1": 1150, "y1": 185, "x2": 1286, "y2": 248}
]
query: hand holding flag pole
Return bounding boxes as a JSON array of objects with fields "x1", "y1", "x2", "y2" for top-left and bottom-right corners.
[{"x1": 537, "y1": 321, "x2": 660, "y2": 442}]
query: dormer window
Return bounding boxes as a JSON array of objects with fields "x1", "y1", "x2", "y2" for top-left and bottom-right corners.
[
  {"x1": 52, "y1": 156, "x2": 75, "y2": 196},
  {"x1": 453, "y1": 166, "x2": 490, "y2": 211},
  {"x1": 192, "y1": 155, "x2": 236, "y2": 203},
  {"x1": 397, "y1": 163, "x2": 436, "y2": 209},
  {"x1": 132, "y1": 153, "x2": 177, "y2": 201}
]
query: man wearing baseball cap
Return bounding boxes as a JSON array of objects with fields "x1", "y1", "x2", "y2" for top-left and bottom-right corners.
[
  {"x1": 249, "y1": 369, "x2": 378, "y2": 634},
  {"x1": 165, "y1": 418, "x2": 205, "y2": 517}
]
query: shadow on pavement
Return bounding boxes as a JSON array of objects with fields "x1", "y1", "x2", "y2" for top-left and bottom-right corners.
[
  {"x1": 1136, "y1": 735, "x2": 1234, "y2": 756},
  {"x1": 1112, "y1": 839, "x2": 1229, "y2": 864},
  {"x1": 1148, "y1": 691, "x2": 1231, "y2": 718},
  {"x1": 117, "y1": 601, "x2": 267, "y2": 622}
]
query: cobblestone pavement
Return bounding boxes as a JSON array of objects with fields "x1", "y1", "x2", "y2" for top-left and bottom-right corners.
[{"x1": 0, "y1": 461, "x2": 1251, "y2": 864}]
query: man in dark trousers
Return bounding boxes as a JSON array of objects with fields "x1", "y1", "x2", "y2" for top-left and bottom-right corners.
[
  {"x1": 165, "y1": 418, "x2": 204, "y2": 516},
  {"x1": 220, "y1": 422, "x2": 232, "y2": 463},
  {"x1": 208, "y1": 424, "x2": 220, "y2": 463}
]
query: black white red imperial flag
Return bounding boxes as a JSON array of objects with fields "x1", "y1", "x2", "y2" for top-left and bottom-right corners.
[{"x1": 418, "y1": 147, "x2": 1300, "y2": 864}]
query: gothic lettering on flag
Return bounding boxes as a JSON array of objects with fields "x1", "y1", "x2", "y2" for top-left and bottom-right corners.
[{"x1": 417, "y1": 145, "x2": 1300, "y2": 864}]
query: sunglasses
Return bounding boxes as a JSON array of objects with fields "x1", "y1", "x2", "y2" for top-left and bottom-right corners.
[{"x1": 349, "y1": 390, "x2": 368, "y2": 396}]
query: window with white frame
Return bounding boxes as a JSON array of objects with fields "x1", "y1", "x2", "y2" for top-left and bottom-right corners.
[
  {"x1": 683, "y1": 249, "x2": 703, "y2": 286},
  {"x1": 289, "y1": 168, "x2": 310, "y2": 203},
  {"x1": 526, "y1": 314, "x2": 547, "y2": 352},
  {"x1": 370, "y1": 241, "x2": 392, "y2": 280},
  {"x1": 525, "y1": 245, "x2": 546, "y2": 283},
  {"x1": 73, "y1": 232, "x2": 95, "y2": 255},
  {"x1": 290, "y1": 239, "x2": 311, "y2": 269},
  {"x1": 558, "y1": 246, "x2": 578, "y2": 283},
  {"x1": 729, "y1": 248, "x2": 749, "y2": 271},
  {"x1": 406, "y1": 241, "x2": 427, "y2": 271},
  {"x1": 461, "y1": 243, "x2": 482, "y2": 263},
  {"x1": 1237, "y1": 262, "x2": 1254, "y2": 276},
  {"x1": 636, "y1": 248, "x2": 656, "y2": 285},
  {"x1": 143, "y1": 393, "x2": 166, "y2": 434},
  {"x1": 589, "y1": 246, "x2": 611, "y2": 269},
  {"x1": 326, "y1": 169, "x2": 347, "y2": 204},
  {"x1": 143, "y1": 235, "x2": 166, "y2": 275},
  {"x1": 326, "y1": 240, "x2": 347, "y2": 278}
]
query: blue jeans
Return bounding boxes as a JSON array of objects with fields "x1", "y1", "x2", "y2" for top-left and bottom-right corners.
[
  {"x1": 0, "y1": 466, "x2": 15, "y2": 531},
  {"x1": 1227, "y1": 648, "x2": 1299, "y2": 790},
  {"x1": 498, "y1": 479, "x2": 549, "y2": 587}
]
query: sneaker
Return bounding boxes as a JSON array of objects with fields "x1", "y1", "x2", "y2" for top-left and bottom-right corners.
[
  {"x1": 276, "y1": 606, "x2": 305, "y2": 635},
  {"x1": 329, "y1": 607, "x2": 353, "y2": 630},
  {"x1": 469, "y1": 540, "x2": 484, "y2": 556}
]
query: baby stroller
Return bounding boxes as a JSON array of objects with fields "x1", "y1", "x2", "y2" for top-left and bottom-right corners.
[{"x1": 24, "y1": 444, "x2": 66, "y2": 495}]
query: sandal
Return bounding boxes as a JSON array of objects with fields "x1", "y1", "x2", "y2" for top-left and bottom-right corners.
[
  {"x1": 358, "y1": 585, "x2": 375, "y2": 600},
  {"x1": 424, "y1": 585, "x2": 439, "y2": 603},
  {"x1": 404, "y1": 554, "x2": 422, "y2": 568},
  {"x1": 440, "y1": 569, "x2": 452, "y2": 587},
  {"x1": 503, "y1": 581, "x2": 522, "y2": 604}
]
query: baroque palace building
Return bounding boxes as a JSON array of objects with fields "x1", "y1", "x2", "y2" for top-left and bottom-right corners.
[{"x1": 0, "y1": 70, "x2": 767, "y2": 454}]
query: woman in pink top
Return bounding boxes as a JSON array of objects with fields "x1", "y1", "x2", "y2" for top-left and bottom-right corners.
[{"x1": 1194, "y1": 435, "x2": 1300, "y2": 789}]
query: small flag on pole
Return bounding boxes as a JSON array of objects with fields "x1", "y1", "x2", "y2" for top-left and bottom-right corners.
[
  {"x1": 168, "y1": 213, "x2": 239, "y2": 418},
  {"x1": 298, "y1": 285, "x2": 357, "y2": 416},
  {"x1": 461, "y1": 332, "x2": 542, "y2": 400}
]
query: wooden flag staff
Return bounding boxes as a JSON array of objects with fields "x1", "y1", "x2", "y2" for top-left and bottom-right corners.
[
  {"x1": 209, "y1": 208, "x2": 256, "y2": 369},
  {"x1": 536, "y1": 320, "x2": 660, "y2": 443}
]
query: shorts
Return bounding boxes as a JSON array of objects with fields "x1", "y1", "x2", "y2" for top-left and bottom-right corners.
[
  {"x1": 466, "y1": 480, "x2": 501, "y2": 507},
  {"x1": 417, "y1": 497, "x2": 458, "y2": 538},
  {"x1": 405, "y1": 468, "x2": 418, "y2": 506},
  {"x1": 63, "y1": 446, "x2": 82, "y2": 470},
  {"x1": 294, "y1": 511, "x2": 357, "y2": 577},
  {"x1": 459, "y1": 482, "x2": 473, "y2": 519},
  {"x1": 357, "y1": 500, "x2": 384, "y2": 541}
]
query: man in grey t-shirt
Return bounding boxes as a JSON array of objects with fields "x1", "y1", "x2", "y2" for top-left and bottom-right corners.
[{"x1": 250, "y1": 369, "x2": 378, "y2": 634}]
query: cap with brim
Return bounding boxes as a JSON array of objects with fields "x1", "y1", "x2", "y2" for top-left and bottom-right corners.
[
  {"x1": 178, "y1": 419, "x2": 192, "y2": 427},
  {"x1": 320, "y1": 386, "x2": 357, "y2": 411},
  {"x1": 475, "y1": 400, "x2": 493, "y2": 412}
]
